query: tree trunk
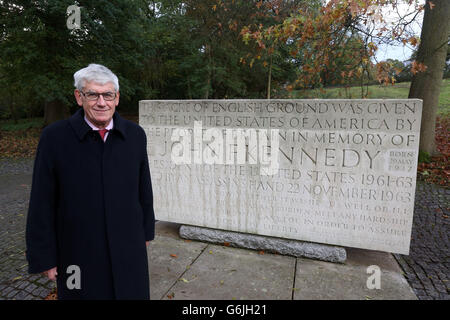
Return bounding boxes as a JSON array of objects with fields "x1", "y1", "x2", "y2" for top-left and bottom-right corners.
[
  {"x1": 267, "y1": 55, "x2": 272, "y2": 99},
  {"x1": 9, "y1": 97, "x2": 18, "y2": 125},
  {"x1": 204, "y1": 44, "x2": 211, "y2": 99},
  {"x1": 43, "y1": 100, "x2": 70, "y2": 127},
  {"x1": 187, "y1": 78, "x2": 192, "y2": 99},
  {"x1": 408, "y1": 0, "x2": 450, "y2": 156}
]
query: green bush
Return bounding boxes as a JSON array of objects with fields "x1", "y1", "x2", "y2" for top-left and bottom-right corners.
[
  {"x1": 418, "y1": 150, "x2": 431, "y2": 164},
  {"x1": 0, "y1": 117, "x2": 44, "y2": 131}
]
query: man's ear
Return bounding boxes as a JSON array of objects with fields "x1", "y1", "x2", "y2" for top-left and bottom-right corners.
[
  {"x1": 74, "y1": 89, "x2": 83, "y2": 106},
  {"x1": 115, "y1": 91, "x2": 120, "y2": 106}
]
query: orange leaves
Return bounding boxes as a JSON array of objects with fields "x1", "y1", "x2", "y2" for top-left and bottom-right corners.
[
  {"x1": 410, "y1": 60, "x2": 428, "y2": 75},
  {"x1": 408, "y1": 36, "x2": 419, "y2": 47},
  {"x1": 367, "y1": 42, "x2": 377, "y2": 50},
  {"x1": 44, "y1": 288, "x2": 58, "y2": 300},
  {"x1": 167, "y1": 292, "x2": 175, "y2": 299},
  {"x1": 240, "y1": 0, "x2": 426, "y2": 91},
  {"x1": 228, "y1": 20, "x2": 238, "y2": 31},
  {"x1": 348, "y1": 0, "x2": 362, "y2": 17},
  {"x1": 367, "y1": 42, "x2": 378, "y2": 56},
  {"x1": 401, "y1": 37, "x2": 420, "y2": 50},
  {"x1": 375, "y1": 61, "x2": 396, "y2": 85}
]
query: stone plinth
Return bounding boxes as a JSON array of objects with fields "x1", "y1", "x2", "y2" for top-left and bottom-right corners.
[{"x1": 179, "y1": 225, "x2": 347, "y2": 263}]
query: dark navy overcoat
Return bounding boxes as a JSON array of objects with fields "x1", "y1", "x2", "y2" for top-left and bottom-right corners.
[{"x1": 26, "y1": 109, "x2": 155, "y2": 300}]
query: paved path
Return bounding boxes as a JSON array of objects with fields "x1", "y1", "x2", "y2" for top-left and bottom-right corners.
[
  {"x1": 393, "y1": 182, "x2": 450, "y2": 300},
  {"x1": 0, "y1": 160, "x2": 55, "y2": 300},
  {"x1": 0, "y1": 159, "x2": 447, "y2": 300},
  {"x1": 149, "y1": 222, "x2": 416, "y2": 300}
]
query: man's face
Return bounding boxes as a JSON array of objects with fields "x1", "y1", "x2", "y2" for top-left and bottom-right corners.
[{"x1": 74, "y1": 81, "x2": 119, "y2": 128}]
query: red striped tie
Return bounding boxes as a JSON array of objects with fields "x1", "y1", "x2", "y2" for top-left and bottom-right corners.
[{"x1": 98, "y1": 129, "x2": 108, "y2": 141}]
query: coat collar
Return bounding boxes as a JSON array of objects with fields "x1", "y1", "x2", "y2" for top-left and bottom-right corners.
[{"x1": 69, "y1": 109, "x2": 127, "y2": 141}]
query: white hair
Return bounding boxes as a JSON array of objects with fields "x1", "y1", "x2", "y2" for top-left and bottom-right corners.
[{"x1": 73, "y1": 63, "x2": 119, "y2": 91}]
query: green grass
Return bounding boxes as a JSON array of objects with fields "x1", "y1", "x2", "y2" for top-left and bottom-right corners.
[
  {"x1": 292, "y1": 78, "x2": 450, "y2": 117},
  {"x1": 1, "y1": 78, "x2": 449, "y2": 130},
  {"x1": 0, "y1": 117, "x2": 44, "y2": 131},
  {"x1": 438, "y1": 78, "x2": 450, "y2": 117}
]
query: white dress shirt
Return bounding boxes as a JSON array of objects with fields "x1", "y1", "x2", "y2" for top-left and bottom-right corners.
[{"x1": 84, "y1": 115, "x2": 114, "y2": 141}]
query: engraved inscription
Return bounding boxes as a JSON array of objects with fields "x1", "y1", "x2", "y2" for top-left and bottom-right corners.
[{"x1": 139, "y1": 99, "x2": 422, "y2": 254}]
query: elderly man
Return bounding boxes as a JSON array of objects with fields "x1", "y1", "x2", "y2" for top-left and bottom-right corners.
[{"x1": 26, "y1": 64, "x2": 155, "y2": 300}]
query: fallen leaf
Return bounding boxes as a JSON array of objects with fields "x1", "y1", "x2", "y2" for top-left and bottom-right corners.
[
  {"x1": 44, "y1": 288, "x2": 58, "y2": 300},
  {"x1": 170, "y1": 254, "x2": 177, "y2": 258}
]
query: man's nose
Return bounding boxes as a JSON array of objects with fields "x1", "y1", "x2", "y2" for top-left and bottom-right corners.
[{"x1": 96, "y1": 94, "x2": 106, "y2": 106}]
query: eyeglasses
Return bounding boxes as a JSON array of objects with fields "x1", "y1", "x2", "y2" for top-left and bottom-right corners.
[{"x1": 80, "y1": 91, "x2": 117, "y2": 101}]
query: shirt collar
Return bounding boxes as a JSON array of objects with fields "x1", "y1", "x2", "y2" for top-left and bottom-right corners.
[
  {"x1": 69, "y1": 109, "x2": 127, "y2": 141},
  {"x1": 84, "y1": 115, "x2": 114, "y2": 131}
]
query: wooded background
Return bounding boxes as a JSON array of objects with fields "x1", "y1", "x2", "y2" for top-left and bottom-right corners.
[{"x1": 0, "y1": 0, "x2": 449, "y2": 156}]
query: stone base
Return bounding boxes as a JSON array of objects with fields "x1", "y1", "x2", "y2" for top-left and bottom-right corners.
[{"x1": 179, "y1": 225, "x2": 346, "y2": 263}]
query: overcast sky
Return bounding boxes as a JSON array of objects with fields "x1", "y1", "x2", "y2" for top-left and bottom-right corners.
[{"x1": 373, "y1": 0, "x2": 425, "y2": 62}]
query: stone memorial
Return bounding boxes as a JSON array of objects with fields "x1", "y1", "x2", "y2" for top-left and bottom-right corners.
[{"x1": 139, "y1": 99, "x2": 422, "y2": 256}]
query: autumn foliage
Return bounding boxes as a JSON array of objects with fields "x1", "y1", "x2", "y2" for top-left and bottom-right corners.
[{"x1": 240, "y1": 0, "x2": 427, "y2": 92}]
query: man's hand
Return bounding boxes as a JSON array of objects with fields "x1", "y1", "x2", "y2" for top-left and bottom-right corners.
[
  {"x1": 146, "y1": 241, "x2": 150, "y2": 247},
  {"x1": 43, "y1": 267, "x2": 57, "y2": 281}
]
